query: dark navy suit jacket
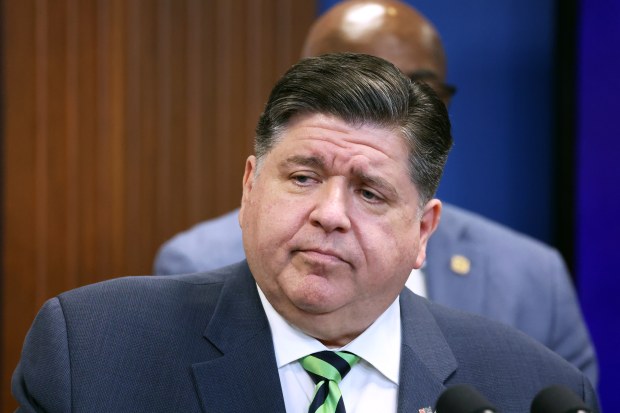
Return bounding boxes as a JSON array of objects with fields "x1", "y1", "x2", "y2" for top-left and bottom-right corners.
[
  {"x1": 13, "y1": 261, "x2": 598, "y2": 412},
  {"x1": 153, "y1": 204, "x2": 598, "y2": 385}
]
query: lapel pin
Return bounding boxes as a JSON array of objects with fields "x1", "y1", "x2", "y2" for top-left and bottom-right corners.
[
  {"x1": 418, "y1": 407, "x2": 433, "y2": 413},
  {"x1": 450, "y1": 254, "x2": 471, "y2": 275}
]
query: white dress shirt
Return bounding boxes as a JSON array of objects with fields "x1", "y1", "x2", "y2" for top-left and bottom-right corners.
[
  {"x1": 257, "y1": 286, "x2": 402, "y2": 413},
  {"x1": 406, "y1": 267, "x2": 427, "y2": 298}
]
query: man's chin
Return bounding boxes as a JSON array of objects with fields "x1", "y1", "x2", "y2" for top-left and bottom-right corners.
[
  {"x1": 288, "y1": 274, "x2": 349, "y2": 306},
  {"x1": 294, "y1": 301, "x2": 336, "y2": 316},
  {"x1": 286, "y1": 286, "x2": 347, "y2": 316}
]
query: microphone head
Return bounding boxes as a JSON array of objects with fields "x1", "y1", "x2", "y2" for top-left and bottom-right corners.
[
  {"x1": 531, "y1": 385, "x2": 591, "y2": 413},
  {"x1": 436, "y1": 384, "x2": 497, "y2": 413}
]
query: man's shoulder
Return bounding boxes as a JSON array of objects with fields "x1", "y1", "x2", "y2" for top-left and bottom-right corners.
[
  {"x1": 429, "y1": 297, "x2": 594, "y2": 408},
  {"x1": 408, "y1": 292, "x2": 587, "y2": 384},
  {"x1": 404, "y1": 290, "x2": 543, "y2": 351},
  {"x1": 164, "y1": 209, "x2": 242, "y2": 249},
  {"x1": 437, "y1": 203, "x2": 559, "y2": 259},
  {"x1": 61, "y1": 270, "x2": 225, "y2": 297},
  {"x1": 57, "y1": 262, "x2": 249, "y2": 318},
  {"x1": 424, "y1": 295, "x2": 548, "y2": 351},
  {"x1": 15, "y1": 261, "x2": 259, "y2": 412},
  {"x1": 429, "y1": 203, "x2": 569, "y2": 318},
  {"x1": 154, "y1": 209, "x2": 245, "y2": 274}
]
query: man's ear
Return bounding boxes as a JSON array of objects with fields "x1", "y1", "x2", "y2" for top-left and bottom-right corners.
[
  {"x1": 413, "y1": 199, "x2": 442, "y2": 268},
  {"x1": 238, "y1": 155, "x2": 257, "y2": 228}
]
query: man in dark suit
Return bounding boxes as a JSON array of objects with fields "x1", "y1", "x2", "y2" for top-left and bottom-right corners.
[
  {"x1": 154, "y1": 0, "x2": 598, "y2": 386},
  {"x1": 13, "y1": 53, "x2": 598, "y2": 412}
]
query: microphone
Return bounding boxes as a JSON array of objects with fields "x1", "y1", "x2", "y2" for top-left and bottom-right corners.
[
  {"x1": 436, "y1": 384, "x2": 498, "y2": 413},
  {"x1": 530, "y1": 385, "x2": 591, "y2": 413}
]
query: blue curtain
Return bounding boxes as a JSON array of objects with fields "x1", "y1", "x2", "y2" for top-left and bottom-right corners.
[{"x1": 577, "y1": 0, "x2": 620, "y2": 410}]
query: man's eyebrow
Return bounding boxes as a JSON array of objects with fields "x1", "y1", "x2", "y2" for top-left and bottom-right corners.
[
  {"x1": 352, "y1": 169, "x2": 399, "y2": 199},
  {"x1": 280, "y1": 155, "x2": 326, "y2": 170},
  {"x1": 279, "y1": 155, "x2": 400, "y2": 198}
]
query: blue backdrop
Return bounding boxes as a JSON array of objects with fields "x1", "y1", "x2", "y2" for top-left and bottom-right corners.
[
  {"x1": 577, "y1": 0, "x2": 620, "y2": 411},
  {"x1": 317, "y1": 1, "x2": 619, "y2": 411}
]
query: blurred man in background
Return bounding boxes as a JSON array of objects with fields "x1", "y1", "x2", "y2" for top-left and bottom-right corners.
[{"x1": 154, "y1": 0, "x2": 597, "y2": 386}]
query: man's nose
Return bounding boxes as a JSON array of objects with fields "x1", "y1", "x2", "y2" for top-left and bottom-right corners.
[{"x1": 308, "y1": 180, "x2": 352, "y2": 233}]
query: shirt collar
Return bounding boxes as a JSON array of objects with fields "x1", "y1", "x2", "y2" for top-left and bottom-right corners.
[{"x1": 257, "y1": 284, "x2": 401, "y2": 384}]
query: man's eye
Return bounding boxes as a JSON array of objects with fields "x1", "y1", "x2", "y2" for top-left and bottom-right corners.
[
  {"x1": 292, "y1": 175, "x2": 314, "y2": 185},
  {"x1": 360, "y1": 189, "x2": 381, "y2": 202}
]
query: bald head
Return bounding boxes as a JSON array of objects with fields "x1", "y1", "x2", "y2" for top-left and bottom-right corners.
[{"x1": 302, "y1": 0, "x2": 451, "y2": 102}]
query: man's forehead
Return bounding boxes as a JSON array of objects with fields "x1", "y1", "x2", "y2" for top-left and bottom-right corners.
[{"x1": 270, "y1": 116, "x2": 413, "y2": 181}]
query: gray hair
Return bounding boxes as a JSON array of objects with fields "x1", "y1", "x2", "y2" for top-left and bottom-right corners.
[{"x1": 255, "y1": 53, "x2": 452, "y2": 206}]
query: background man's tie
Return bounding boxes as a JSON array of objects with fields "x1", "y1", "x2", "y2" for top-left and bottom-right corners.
[{"x1": 300, "y1": 351, "x2": 360, "y2": 413}]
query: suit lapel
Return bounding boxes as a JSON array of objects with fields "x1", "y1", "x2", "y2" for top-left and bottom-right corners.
[
  {"x1": 191, "y1": 262, "x2": 286, "y2": 412},
  {"x1": 397, "y1": 290, "x2": 457, "y2": 412},
  {"x1": 425, "y1": 205, "x2": 488, "y2": 315}
]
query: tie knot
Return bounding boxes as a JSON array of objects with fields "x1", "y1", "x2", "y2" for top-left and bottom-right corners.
[{"x1": 300, "y1": 351, "x2": 360, "y2": 384}]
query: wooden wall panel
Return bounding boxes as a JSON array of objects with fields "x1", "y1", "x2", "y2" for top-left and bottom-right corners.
[{"x1": 1, "y1": 0, "x2": 317, "y2": 410}]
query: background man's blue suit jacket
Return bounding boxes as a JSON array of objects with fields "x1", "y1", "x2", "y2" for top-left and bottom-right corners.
[
  {"x1": 153, "y1": 204, "x2": 598, "y2": 385},
  {"x1": 13, "y1": 262, "x2": 598, "y2": 412}
]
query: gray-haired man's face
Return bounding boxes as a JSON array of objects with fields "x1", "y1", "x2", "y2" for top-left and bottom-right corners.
[{"x1": 239, "y1": 112, "x2": 441, "y2": 347}]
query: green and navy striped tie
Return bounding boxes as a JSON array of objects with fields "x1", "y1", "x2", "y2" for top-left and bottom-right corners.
[{"x1": 300, "y1": 351, "x2": 360, "y2": 413}]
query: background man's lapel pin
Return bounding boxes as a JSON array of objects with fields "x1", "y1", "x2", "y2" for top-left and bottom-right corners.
[{"x1": 450, "y1": 254, "x2": 471, "y2": 275}]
